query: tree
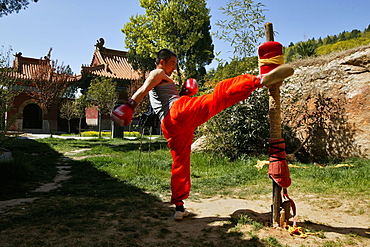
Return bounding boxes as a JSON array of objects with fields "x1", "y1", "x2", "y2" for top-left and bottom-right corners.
[
  {"x1": 0, "y1": 46, "x2": 19, "y2": 147},
  {"x1": 24, "y1": 51, "x2": 74, "y2": 136},
  {"x1": 122, "y1": 0, "x2": 214, "y2": 82},
  {"x1": 295, "y1": 40, "x2": 318, "y2": 58},
  {"x1": 73, "y1": 94, "x2": 88, "y2": 137},
  {"x1": 214, "y1": 0, "x2": 266, "y2": 58},
  {"x1": 86, "y1": 77, "x2": 118, "y2": 138},
  {"x1": 198, "y1": 56, "x2": 269, "y2": 159},
  {"x1": 59, "y1": 100, "x2": 75, "y2": 134},
  {"x1": 0, "y1": 0, "x2": 39, "y2": 17}
]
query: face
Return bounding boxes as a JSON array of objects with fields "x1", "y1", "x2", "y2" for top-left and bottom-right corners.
[{"x1": 160, "y1": 55, "x2": 177, "y2": 76}]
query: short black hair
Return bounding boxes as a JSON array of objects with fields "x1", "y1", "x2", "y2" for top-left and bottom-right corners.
[{"x1": 156, "y1": 49, "x2": 177, "y2": 65}]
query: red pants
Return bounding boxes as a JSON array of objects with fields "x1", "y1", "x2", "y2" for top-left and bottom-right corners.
[{"x1": 161, "y1": 74, "x2": 260, "y2": 206}]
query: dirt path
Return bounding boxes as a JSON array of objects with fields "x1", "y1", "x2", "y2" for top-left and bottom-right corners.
[
  {"x1": 0, "y1": 155, "x2": 73, "y2": 212},
  {"x1": 137, "y1": 194, "x2": 369, "y2": 246}
]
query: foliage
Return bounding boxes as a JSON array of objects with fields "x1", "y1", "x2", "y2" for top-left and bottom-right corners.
[
  {"x1": 316, "y1": 37, "x2": 370, "y2": 56},
  {"x1": 59, "y1": 100, "x2": 75, "y2": 134},
  {"x1": 205, "y1": 56, "x2": 258, "y2": 86},
  {"x1": 198, "y1": 89, "x2": 269, "y2": 160},
  {"x1": 72, "y1": 131, "x2": 141, "y2": 138},
  {"x1": 285, "y1": 26, "x2": 370, "y2": 62},
  {"x1": 198, "y1": 56, "x2": 269, "y2": 160},
  {"x1": 0, "y1": 0, "x2": 38, "y2": 17},
  {"x1": 214, "y1": 0, "x2": 266, "y2": 59},
  {"x1": 86, "y1": 77, "x2": 118, "y2": 115},
  {"x1": 294, "y1": 40, "x2": 318, "y2": 59},
  {"x1": 73, "y1": 94, "x2": 88, "y2": 136},
  {"x1": 122, "y1": 0, "x2": 214, "y2": 82},
  {"x1": 0, "y1": 46, "x2": 20, "y2": 147},
  {"x1": 86, "y1": 77, "x2": 118, "y2": 138}
]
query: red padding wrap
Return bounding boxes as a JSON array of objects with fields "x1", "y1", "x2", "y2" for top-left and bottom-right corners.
[
  {"x1": 258, "y1": 41, "x2": 283, "y2": 75},
  {"x1": 268, "y1": 138, "x2": 291, "y2": 188}
]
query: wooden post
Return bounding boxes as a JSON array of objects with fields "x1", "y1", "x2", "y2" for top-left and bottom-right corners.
[{"x1": 264, "y1": 22, "x2": 283, "y2": 227}]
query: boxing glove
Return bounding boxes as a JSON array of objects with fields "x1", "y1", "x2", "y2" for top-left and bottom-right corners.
[
  {"x1": 110, "y1": 99, "x2": 137, "y2": 127},
  {"x1": 179, "y1": 78, "x2": 198, "y2": 97}
]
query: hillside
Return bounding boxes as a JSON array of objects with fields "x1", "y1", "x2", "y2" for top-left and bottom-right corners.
[{"x1": 282, "y1": 45, "x2": 370, "y2": 160}]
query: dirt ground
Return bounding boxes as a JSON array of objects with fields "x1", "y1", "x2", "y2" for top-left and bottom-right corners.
[{"x1": 168, "y1": 194, "x2": 370, "y2": 246}]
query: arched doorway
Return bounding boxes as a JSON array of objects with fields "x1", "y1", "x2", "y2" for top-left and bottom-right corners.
[{"x1": 23, "y1": 103, "x2": 42, "y2": 129}]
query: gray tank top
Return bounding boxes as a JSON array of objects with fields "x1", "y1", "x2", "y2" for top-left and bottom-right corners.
[{"x1": 149, "y1": 82, "x2": 180, "y2": 121}]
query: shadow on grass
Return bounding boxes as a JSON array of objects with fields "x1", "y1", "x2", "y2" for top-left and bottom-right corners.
[
  {"x1": 0, "y1": 138, "x2": 269, "y2": 246},
  {"x1": 0, "y1": 138, "x2": 61, "y2": 200}
]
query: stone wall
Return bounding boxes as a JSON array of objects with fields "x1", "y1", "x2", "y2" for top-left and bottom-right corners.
[{"x1": 282, "y1": 45, "x2": 370, "y2": 160}]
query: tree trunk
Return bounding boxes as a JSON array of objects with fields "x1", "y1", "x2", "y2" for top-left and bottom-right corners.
[
  {"x1": 98, "y1": 111, "x2": 102, "y2": 138},
  {"x1": 47, "y1": 108, "x2": 53, "y2": 138},
  {"x1": 79, "y1": 118, "x2": 82, "y2": 137}
]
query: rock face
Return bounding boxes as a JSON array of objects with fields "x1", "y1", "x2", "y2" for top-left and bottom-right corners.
[{"x1": 282, "y1": 45, "x2": 370, "y2": 160}]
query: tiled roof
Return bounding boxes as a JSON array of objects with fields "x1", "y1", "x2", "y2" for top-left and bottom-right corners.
[
  {"x1": 9, "y1": 53, "x2": 79, "y2": 82},
  {"x1": 81, "y1": 44, "x2": 141, "y2": 81}
]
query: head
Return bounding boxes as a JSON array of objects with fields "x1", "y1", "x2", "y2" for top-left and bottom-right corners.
[{"x1": 156, "y1": 49, "x2": 177, "y2": 76}]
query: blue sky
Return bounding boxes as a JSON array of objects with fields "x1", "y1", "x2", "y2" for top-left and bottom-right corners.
[{"x1": 1, "y1": 0, "x2": 369, "y2": 74}]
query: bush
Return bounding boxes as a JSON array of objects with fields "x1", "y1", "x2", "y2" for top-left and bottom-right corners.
[
  {"x1": 198, "y1": 56, "x2": 269, "y2": 160},
  {"x1": 79, "y1": 131, "x2": 142, "y2": 138},
  {"x1": 197, "y1": 88, "x2": 269, "y2": 160}
]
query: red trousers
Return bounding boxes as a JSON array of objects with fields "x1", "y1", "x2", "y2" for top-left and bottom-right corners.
[{"x1": 161, "y1": 74, "x2": 260, "y2": 206}]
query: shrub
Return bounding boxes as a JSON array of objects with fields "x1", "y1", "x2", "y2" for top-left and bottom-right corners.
[{"x1": 197, "y1": 88, "x2": 269, "y2": 160}]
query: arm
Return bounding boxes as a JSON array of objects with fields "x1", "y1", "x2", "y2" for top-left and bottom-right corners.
[
  {"x1": 132, "y1": 69, "x2": 172, "y2": 103},
  {"x1": 110, "y1": 69, "x2": 172, "y2": 126}
]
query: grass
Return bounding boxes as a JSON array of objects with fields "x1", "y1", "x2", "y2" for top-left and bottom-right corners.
[
  {"x1": 0, "y1": 137, "x2": 369, "y2": 246},
  {"x1": 2, "y1": 137, "x2": 369, "y2": 201}
]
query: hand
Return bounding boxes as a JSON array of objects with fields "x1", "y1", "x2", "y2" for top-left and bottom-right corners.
[
  {"x1": 179, "y1": 78, "x2": 198, "y2": 97},
  {"x1": 110, "y1": 99, "x2": 137, "y2": 127}
]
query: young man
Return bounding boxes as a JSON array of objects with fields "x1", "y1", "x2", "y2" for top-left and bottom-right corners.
[{"x1": 111, "y1": 48, "x2": 294, "y2": 220}]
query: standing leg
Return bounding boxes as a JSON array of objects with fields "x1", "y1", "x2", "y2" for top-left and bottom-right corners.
[{"x1": 168, "y1": 132, "x2": 193, "y2": 205}]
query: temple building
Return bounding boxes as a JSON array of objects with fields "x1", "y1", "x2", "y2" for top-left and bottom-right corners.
[
  {"x1": 5, "y1": 51, "x2": 79, "y2": 133},
  {"x1": 80, "y1": 38, "x2": 143, "y2": 132},
  {"x1": 3, "y1": 38, "x2": 158, "y2": 136}
]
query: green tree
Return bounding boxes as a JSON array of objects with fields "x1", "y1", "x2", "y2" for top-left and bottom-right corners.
[
  {"x1": 59, "y1": 100, "x2": 75, "y2": 134},
  {"x1": 0, "y1": 47, "x2": 20, "y2": 147},
  {"x1": 0, "y1": 0, "x2": 38, "y2": 17},
  {"x1": 214, "y1": 0, "x2": 266, "y2": 58},
  {"x1": 365, "y1": 24, "x2": 370, "y2": 33},
  {"x1": 317, "y1": 37, "x2": 323, "y2": 46},
  {"x1": 122, "y1": 0, "x2": 214, "y2": 82},
  {"x1": 73, "y1": 95, "x2": 88, "y2": 137},
  {"x1": 295, "y1": 40, "x2": 318, "y2": 58},
  {"x1": 86, "y1": 77, "x2": 118, "y2": 138}
]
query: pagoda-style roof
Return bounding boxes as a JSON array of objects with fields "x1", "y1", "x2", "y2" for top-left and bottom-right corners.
[
  {"x1": 81, "y1": 38, "x2": 141, "y2": 81},
  {"x1": 9, "y1": 51, "x2": 79, "y2": 82}
]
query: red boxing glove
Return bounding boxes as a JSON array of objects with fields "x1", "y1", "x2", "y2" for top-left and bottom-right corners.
[
  {"x1": 110, "y1": 99, "x2": 137, "y2": 127},
  {"x1": 179, "y1": 78, "x2": 198, "y2": 97}
]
